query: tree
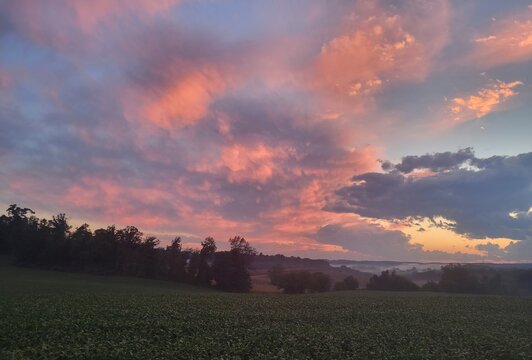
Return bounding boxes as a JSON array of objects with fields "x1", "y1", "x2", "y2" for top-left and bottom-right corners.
[
  {"x1": 5, "y1": 205, "x2": 42, "y2": 263},
  {"x1": 166, "y1": 237, "x2": 186, "y2": 281},
  {"x1": 308, "y1": 272, "x2": 331, "y2": 293},
  {"x1": 230, "y1": 236, "x2": 256, "y2": 260},
  {"x1": 6, "y1": 204, "x2": 35, "y2": 221},
  {"x1": 421, "y1": 281, "x2": 439, "y2": 292},
  {"x1": 92, "y1": 226, "x2": 119, "y2": 272},
  {"x1": 69, "y1": 224, "x2": 92, "y2": 270},
  {"x1": 213, "y1": 236, "x2": 256, "y2": 292},
  {"x1": 0, "y1": 205, "x2": 264, "y2": 292},
  {"x1": 0, "y1": 214, "x2": 9, "y2": 253},
  {"x1": 49, "y1": 213, "x2": 71, "y2": 239},
  {"x1": 438, "y1": 264, "x2": 480, "y2": 293},
  {"x1": 269, "y1": 269, "x2": 332, "y2": 294},
  {"x1": 334, "y1": 275, "x2": 359, "y2": 291},
  {"x1": 367, "y1": 270, "x2": 419, "y2": 291},
  {"x1": 268, "y1": 265, "x2": 285, "y2": 287},
  {"x1": 343, "y1": 275, "x2": 359, "y2": 290},
  {"x1": 276, "y1": 270, "x2": 311, "y2": 294},
  {"x1": 196, "y1": 237, "x2": 216, "y2": 285},
  {"x1": 168, "y1": 236, "x2": 182, "y2": 252},
  {"x1": 43, "y1": 213, "x2": 72, "y2": 266},
  {"x1": 140, "y1": 236, "x2": 159, "y2": 277},
  {"x1": 115, "y1": 226, "x2": 144, "y2": 275}
]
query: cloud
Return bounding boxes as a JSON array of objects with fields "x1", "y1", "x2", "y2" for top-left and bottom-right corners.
[
  {"x1": 448, "y1": 80, "x2": 523, "y2": 122},
  {"x1": 309, "y1": 0, "x2": 450, "y2": 105},
  {"x1": 0, "y1": 0, "x2": 182, "y2": 49},
  {"x1": 468, "y1": 9, "x2": 532, "y2": 68},
  {"x1": 475, "y1": 241, "x2": 532, "y2": 262},
  {"x1": 315, "y1": 222, "x2": 417, "y2": 260},
  {"x1": 0, "y1": 0, "x2": 529, "y2": 261},
  {"x1": 315, "y1": 222, "x2": 489, "y2": 262},
  {"x1": 141, "y1": 68, "x2": 227, "y2": 129},
  {"x1": 0, "y1": 76, "x2": 379, "y2": 248},
  {"x1": 382, "y1": 148, "x2": 476, "y2": 174},
  {"x1": 329, "y1": 150, "x2": 532, "y2": 242}
]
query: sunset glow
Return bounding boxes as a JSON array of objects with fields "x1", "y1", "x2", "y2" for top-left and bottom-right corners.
[{"x1": 1, "y1": 0, "x2": 531, "y2": 262}]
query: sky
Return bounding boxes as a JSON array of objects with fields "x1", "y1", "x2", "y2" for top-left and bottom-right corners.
[{"x1": 0, "y1": 0, "x2": 531, "y2": 262}]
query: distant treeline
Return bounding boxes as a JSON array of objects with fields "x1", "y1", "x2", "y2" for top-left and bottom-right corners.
[
  {"x1": 0, "y1": 205, "x2": 256, "y2": 292},
  {"x1": 268, "y1": 265, "x2": 532, "y2": 295},
  {"x1": 421, "y1": 264, "x2": 532, "y2": 295},
  {"x1": 367, "y1": 266, "x2": 532, "y2": 295}
]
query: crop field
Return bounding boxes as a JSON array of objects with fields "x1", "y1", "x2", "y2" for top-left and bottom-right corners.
[{"x1": 1, "y1": 265, "x2": 531, "y2": 359}]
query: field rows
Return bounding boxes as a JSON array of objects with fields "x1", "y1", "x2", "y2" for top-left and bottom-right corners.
[{"x1": 1, "y1": 266, "x2": 531, "y2": 359}]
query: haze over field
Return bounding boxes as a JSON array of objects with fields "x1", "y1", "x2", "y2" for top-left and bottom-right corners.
[{"x1": 1, "y1": 1, "x2": 531, "y2": 262}]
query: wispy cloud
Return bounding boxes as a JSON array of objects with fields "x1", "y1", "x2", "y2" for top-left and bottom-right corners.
[
  {"x1": 448, "y1": 80, "x2": 523, "y2": 122},
  {"x1": 467, "y1": 7, "x2": 532, "y2": 68}
]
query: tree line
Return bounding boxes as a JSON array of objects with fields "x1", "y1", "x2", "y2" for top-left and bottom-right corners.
[
  {"x1": 268, "y1": 265, "x2": 531, "y2": 295},
  {"x1": 367, "y1": 265, "x2": 531, "y2": 295},
  {"x1": 421, "y1": 264, "x2": 532, "y2": 295},
  {"x1": 0, "y1": 205, "x2": 256, "y2": 292}
]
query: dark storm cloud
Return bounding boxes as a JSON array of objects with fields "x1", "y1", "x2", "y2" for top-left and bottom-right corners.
[
  {"x1": 329, "y1": 150, "x2": 532, "y2": 241},
  {"x1": 382, "y1": 147, "x2": 476, "y2": 173}
]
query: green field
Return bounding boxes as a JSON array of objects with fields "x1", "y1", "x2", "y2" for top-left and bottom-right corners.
[{"x1": 1, "y1": 265, "x2": 531, "y2": 359}]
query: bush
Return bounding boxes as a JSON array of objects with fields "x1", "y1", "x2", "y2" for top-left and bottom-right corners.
[
  {"x1": 438, "y1": 264, "x2": 481, "y2": 293},
  {"x1": 309, "y1": 272, "x2": 332, "y2": 293},
  {"x1": 421, "y1": 281, "x2": 439, "y2": 291},
  {"x1": 268, "y1": 268, "x2": 331, "y2": 294},
  {"x1": 367, "y1": 270, "x2": 419, "y2": 291},
  {"x1": 334, "y1": 275, "x2": 359, "y2": 291}
]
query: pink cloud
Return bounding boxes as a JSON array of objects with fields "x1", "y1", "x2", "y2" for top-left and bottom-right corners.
[
  {"x1": 62, "y1": 177, "x2": 175, "y2": 228},
  {"x1": 307, "y1": 1, "x2": 450, "y2": 108},
  {"x1": 142, "y1": 69, "x2": 227, "y2": 129},
  {"x1": 468, "y1": 10, "x2": 532, "y2": 68},
  {"x1": 3, "y1": 0, "x2": 182, "y2": 47},
  {"x1": 0, "y1": 70, "x2": 7, "y2": 87},
  {"x1": 448, "y1": 80, "x2": 523, "y2": 123},
  {"x1": 70, "y1": 0, "x2": 180, "y2": 31}
]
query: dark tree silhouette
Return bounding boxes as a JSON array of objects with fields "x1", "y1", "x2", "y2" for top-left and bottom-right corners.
[
  {"x1": 213, "y1": 236, "x2": 257, "y2": 292},
  {"x1": 165, "y1": 237, "x2": 187, "y2": 282},
  {"x1": 69, "y1": 224, "x2": 92, "y2": 270},
  {"x1": 334, "y1": 275, "x2": 359, "y2": 291},
  {"x1": 196, "y1": 237, "x2": 217, "y2": 285},
  {"x1": 308, "y1": 272, "x2": 332, "y2": 293},
  {"x1": 268, "y1": 265, "x2": 285, "y2": 287},
  {"x1": 269, "y1": 268, "x2": 332, "y2": 294},
  {"x1": 276, "y1": 270, "x2": 311, "y2": 294},
  {"x1": 438, "y1": 264, "x2": 480, "y2": 293},
  {"x1": 421, "y1": 281, "x2": 439, "y2": 292},
  {"x1": 367, "y1": 270, "x2": 419, "y2": 291}
]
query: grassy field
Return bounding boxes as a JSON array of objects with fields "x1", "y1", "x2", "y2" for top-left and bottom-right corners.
[{"x1": 1, "y1": 264, "x2": 531, "y2": 359}]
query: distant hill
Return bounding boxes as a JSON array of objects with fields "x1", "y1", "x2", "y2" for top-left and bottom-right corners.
[
  {"x1": 327, "y1": 259, "x2": 532, "y2": 286},
  {"x1": 250, "y1": 254, "x2": 373, "y2": 292},
  {"x1": 328, "y1": 259, "x2": 532, "y2": 274}
]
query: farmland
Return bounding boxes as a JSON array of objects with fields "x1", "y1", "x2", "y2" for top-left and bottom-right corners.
[{"x1": 1, "y1": 264, "x2": 531, "y2": 359}]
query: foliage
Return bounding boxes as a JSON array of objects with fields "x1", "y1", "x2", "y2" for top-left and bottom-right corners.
[
  {"x1": 268, "y1": 267, "x2": 332, "y2": 294},
  {"x1": 212, "y1": 236, "x2": 257, "y2": 292},
  {"x1": 334, "y1": 275, "x2": 359, "y2": 291},
  {"x1": 421, "y1": 281, "x2": 440, "y2": 292},
  {"x1": 0, "y1": 205, "x2": 256, "y2": 292},
  {"x1": 1, "y1": 265, "x2": 531, "y2": 359},
  {"x1": 367, "y1": 270, "x2": 420, "y2": 291},
  {"x1": 429, "y1": 264, "x2": 532, "y2": 295}
]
